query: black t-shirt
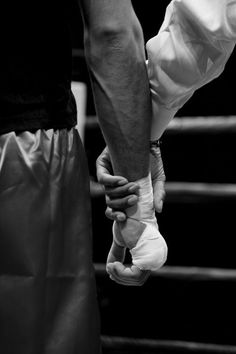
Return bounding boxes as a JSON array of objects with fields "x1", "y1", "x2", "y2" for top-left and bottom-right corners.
[{"x1": 0, "y1": 0, "x2": 77, "y2": 134}]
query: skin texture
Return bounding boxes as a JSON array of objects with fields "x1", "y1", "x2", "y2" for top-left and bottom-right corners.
[
  {"x1": 79, "y1": 0, "x2": 154, "y2": 285},
  {"x1": 79, "y1": 0, "x2": 152, "y2": 181}
]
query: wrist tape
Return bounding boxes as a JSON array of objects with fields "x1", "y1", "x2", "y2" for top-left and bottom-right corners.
[{"x1": 113, "y1": 173, "x2": 167, "y2": 271}]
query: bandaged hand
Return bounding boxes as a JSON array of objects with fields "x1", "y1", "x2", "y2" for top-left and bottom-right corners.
[{"x1": 106, "y1": 173, "x2": 167, "y2": 286}]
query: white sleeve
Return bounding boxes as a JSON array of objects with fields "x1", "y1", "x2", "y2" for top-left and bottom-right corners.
[{"x1": 147, "y1": 0, "x2": 236, "y2": 140}]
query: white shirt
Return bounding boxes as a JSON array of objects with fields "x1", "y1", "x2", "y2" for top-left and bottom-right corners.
[{"x1": 147, "y1": 0, "x2": 236, "y2": 139}]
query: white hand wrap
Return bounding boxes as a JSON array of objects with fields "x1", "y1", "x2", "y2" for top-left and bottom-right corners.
[{"x1": 113, "y1": 173, "x2": 167, "y2": 271}]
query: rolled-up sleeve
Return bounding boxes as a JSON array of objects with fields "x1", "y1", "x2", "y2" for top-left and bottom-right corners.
[{"x1": 147, "y1": 0, "x2": 236, "y2": 133}]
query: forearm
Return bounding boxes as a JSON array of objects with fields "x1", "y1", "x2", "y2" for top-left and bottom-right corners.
[{"x1": 79, "y1": 0, "x2": 152, "y2": 181}]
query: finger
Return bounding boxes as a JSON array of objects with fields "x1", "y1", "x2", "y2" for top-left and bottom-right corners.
[
  {"x1": 108, "y1": 272, "x2": 136, "y2": 286},
  {"x1": 105, "y1": 182, "x2": 139, "y2": 198},
  {"x1": 105, "y1": 207, "x2": 127, "y2": 222},
  {"x1": 106, "y1": 242, "x2": 126, "y2": 265},
  {"x1": 153, "y1": 180, "x2": 166, "y2": 213},
  {"x1": 98, "y1": 171, "x2": 128, "y2": 187},
  {"x1": 107, "y1": 262, "x2": 150, "y2": 286},
  {"x1": 96, "y1": 153, "x2": 112, "y2": 181},
  {"x1": 105, "y1": 194, "x2": 138, "y2": 210},
  {"x1": 96, "y1": 151, "x2": 128, "y2": 187},
  {"x1": 129, "y1": 265, "x2": 151, "y2": 284},
  {"x1": 106, "y1": 263, "x2": 138, "y2": 286},
  {"x1": 150, "y1": 149, "x2": 166, "y2": 181}
]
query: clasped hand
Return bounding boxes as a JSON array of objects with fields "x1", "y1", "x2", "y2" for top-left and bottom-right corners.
[{"x1": 96, "y1": 147, "x2": 166, "y2": 286}]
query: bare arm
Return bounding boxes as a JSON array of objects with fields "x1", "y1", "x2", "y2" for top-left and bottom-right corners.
[{"x1": 78, "y1": 0, "x2": 152, "y2": 181}]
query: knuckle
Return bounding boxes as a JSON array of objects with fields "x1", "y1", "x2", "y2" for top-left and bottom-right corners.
[
  {"x1": 105, "y1": 211, "x2": 114, "y2": 220},
  {"x1": 105, "y1": 195, "x2": 110, "y2": 203},
  {"x1": 138, "y1": 281, "x2": 144, "y2": 286},
  {"x1": 106, "y1": 198, "x2": 115, "y2": 208},
  {"x1": 105, "y1": 189, "x2": 113, "y2": 197},
  {"x1": 105, "y1": 207, "x2": 111, "y2": 216}
]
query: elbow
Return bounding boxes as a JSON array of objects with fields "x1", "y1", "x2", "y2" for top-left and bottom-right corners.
[
  {"x1": 86, "y1": 22, "x2": 131, "y2": 51},
  {"x1": 93, "y1": 22, "x2": 129, "y2": 42},
  {"x1": 84, "y1": 20, "x2": 144, "y2": 66}
]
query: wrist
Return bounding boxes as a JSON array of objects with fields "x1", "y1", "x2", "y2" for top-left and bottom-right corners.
[{"x1": 125, "y1": 173, "x2": 155, "y2": 221}]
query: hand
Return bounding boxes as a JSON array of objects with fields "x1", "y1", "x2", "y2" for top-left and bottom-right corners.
[
  {"x1": 106, "y1": 219, "x2": 151, "y2": 286},
  {"x1": 97, "y1": 148, "x2": 152, "y2": 286},
  {"x1": 150, "y1": 146, "x2": 166, "y2": 213},
  {"x1": 96, "y1": 146, "x2": 166, "y2": 220},
  {"x1": 106, "y1": 193, "x2": 167, "y2": 286},
  {"x1": 96, "y1": 147, "x2": 140, "y2": 222},
  {"x1": 97, "y1": 149, "x2": 167, "y2": 286}
]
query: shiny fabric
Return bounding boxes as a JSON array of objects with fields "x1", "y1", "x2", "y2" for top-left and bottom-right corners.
[
  {"x1": 0, "y1": 128, "x2": 101, "y2": 354},
  {"x1": 146, "y1": 0, "x2": 236, "y2": 139}
]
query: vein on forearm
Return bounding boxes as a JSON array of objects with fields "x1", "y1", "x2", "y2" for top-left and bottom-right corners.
[{"x1": 85, "y1": 23, "x2": 152, "y2": 181}]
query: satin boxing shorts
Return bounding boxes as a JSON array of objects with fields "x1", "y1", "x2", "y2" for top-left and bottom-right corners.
[{"x1": 0, "y1": 128, "x2": 101, "y2": 354}]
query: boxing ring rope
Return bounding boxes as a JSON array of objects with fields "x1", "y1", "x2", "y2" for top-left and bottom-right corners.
[
  {"x1": 166, "y1": 116, "x2": 236, "y2": 134},
  {"x1": 87, "y1": 115, "x2": 236, "y2": 199},
  {"x1": 98, "y1": 261, "x2": 236, "y2": 352},
  {"x1": 85, "y1": 115, "x2": 236, "y2": 133},
  {"x1": 90, "y1": 180, "x2": 236, "y2": 201},
  {"x1": 90, "y1": 116, "x2": 236, "y2": 352},
  {"x1": 164, "y1": 182, "x2": 236, "y2": 203},
  {"x1": 94, "y1": 263, "x2": 236, "y2": 281},
  {"x1": 101, "y1": 335, "x2": 236, "y2": 353}
]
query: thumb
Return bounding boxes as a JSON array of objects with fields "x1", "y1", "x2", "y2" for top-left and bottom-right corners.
[
  {"x1": 107, "y1": 222, "x2": 126, "y2": 265},
  {"x1": 153, "y1": 179, "x2": 165, "y2": 213}
]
